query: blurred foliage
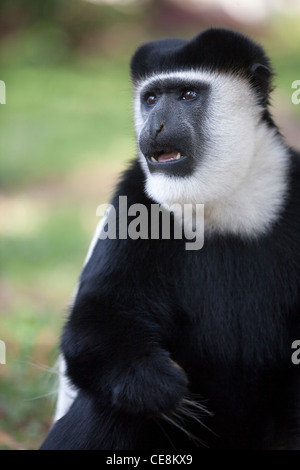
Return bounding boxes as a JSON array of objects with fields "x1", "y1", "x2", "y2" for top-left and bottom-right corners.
[
  {"x1": 0, "y1": 0, "x2": 144, "y2": 51},
  {"x1": 0, "y1": 5, "x2": 136, "y2": 448},
  {"x1": 262, "y1": 16, "x2": 300, "y2": 92},
  {"x1": 0, "y1": 2, "x2": 300, "y2": 449},
  {"x1": 0, "y1": 54, "x2": 132, "y2": 187}
]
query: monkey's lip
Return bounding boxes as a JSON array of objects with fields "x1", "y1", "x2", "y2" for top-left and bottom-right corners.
[{"x1": 147, "y1": 151, "x2": 187, "y2": 164}]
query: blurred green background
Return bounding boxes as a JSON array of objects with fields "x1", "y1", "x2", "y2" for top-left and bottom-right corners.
[{"x1": 0, "y1": 0, "x2": 300, "y2": 450}]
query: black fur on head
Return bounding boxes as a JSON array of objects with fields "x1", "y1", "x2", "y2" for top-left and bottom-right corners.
[{"x1": 130, "y1": 28, "x2": 274, "y2": 108}]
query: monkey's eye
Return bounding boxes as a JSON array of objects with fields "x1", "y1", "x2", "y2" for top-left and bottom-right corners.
[
  {"x1": 145, "y1": 94, "x2": 157, "y2": 105},
  {"x1": 181, "y1": 90, "x2": 197, "y2": 100}
]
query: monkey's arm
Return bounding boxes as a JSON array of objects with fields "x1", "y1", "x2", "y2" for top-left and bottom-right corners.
[
  {"x1": 61, "y1": 168, "x2": 189, "y2": 417},
  {"x1": 61, "y1": 279, "x2": 188, "y2": 417}
]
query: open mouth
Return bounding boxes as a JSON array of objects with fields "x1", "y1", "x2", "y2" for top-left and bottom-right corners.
[
  {"x1": 147, "y1": 151, "x2": 187, "y2": 164},
  {"x1": 143, "y1": 149, "x2": 193, "y2": 177}
]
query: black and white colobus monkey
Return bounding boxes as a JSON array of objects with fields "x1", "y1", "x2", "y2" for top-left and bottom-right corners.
[{"x1": 41, "y1": 28, "x2": 300, "y2": 450}]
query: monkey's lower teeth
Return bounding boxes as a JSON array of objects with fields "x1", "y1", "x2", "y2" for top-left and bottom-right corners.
[{"x1": 150, "y1": 152, "x2": 182, "y2": 162}]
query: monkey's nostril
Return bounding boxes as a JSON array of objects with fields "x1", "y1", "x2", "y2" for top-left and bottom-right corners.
[{"x1": 156, "y1": 123, "x2": 165, "y2": 134}]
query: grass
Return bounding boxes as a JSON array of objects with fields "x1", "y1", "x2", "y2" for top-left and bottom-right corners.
[{"x1": 0, "y1": 17, "x2": 300, "y2": 449}]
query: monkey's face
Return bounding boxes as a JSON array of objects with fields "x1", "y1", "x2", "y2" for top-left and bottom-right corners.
[
  {"x1": 137, "y1": 74, "x2": 210, "y2": 179},
  {"x1": 134, "y1": 70, "x2": 264, "y2": 207}
]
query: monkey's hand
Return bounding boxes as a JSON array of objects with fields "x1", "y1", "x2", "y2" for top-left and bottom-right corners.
[
  {"x1": 62, "y1": 294, "x2": 188, "y2": 417},
  {"x1": 108, "y1": 351, "x2": 188, "y2": 417}
]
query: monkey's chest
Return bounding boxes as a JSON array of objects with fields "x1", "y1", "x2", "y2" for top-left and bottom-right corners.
[
  {"x1": 159, "y1": 241, "x2": 299, "y2": 448},
  {"x1": 163, "y1": 237, "x2": 298, "y2": 368}
]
